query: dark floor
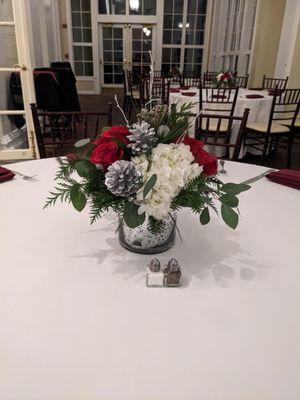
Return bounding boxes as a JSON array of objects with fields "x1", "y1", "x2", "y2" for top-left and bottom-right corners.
[{"x1": 79, "y1": 91, "x2": 300, "y2": 171}]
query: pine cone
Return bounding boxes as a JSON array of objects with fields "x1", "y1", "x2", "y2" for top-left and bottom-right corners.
[
  {"x1": 105, "y1": 160, "x2": 141, "y2": 197},
  {"x1": 128, "y1": 121, "x2": 157, "y2": 155}
]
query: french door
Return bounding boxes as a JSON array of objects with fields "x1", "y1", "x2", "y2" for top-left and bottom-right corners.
[
  {"x1": 0, "y1": 0, "x2": 38, "y2": 161},
  {"x1": 99, "y1": 23, "x2": 155, "y2": 87}
]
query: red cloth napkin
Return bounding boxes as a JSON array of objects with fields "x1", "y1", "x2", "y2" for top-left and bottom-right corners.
[
  {"x1": 169, "y1": 88, "x2": 180, "y2": 93},
  {"x1": 246, "y1": 94, "x2": 264, "y2": 99},
  {"x1": 0, "y1": 166, "x2": 15, "y2": 183},
  {"x1": 180, "y1": 86, "x2": 190, "y2": 90},
  {"x1": 181, "y1": 92, "x2": 196, "y2": 96},
  {"x1": 266, "y1": 169, "x2": 300, "y2": 190}
]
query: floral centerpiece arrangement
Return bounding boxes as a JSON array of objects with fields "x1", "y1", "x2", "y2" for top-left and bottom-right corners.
[
  {"x1": 44, "y1": 103, "x2": 250, "y2": 253},
  {"x1": 213, "y1": 72, "x2": 236, "y2": 88}
]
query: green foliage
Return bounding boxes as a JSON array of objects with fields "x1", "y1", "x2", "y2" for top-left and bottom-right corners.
[
  {"x1": 200, "y1": 207, "x2": 210, "y2": 225},
  {"x1": 219, "y1": 194, "x2": 239, "y2": 208},
  {"x1": 221, "y1": 204, "x2": 239, "y2": 229},
  {"x1": 143, "y1": 174, "x2": 157, "y2": 199},
  {"x1": 148, "y1": 216, "x2": 165, "y2": 234},
  {"x1": 221, "y1": 183, "x2": 250, "y2": 195},
  {"x1": 123, "y1": 201, "x2": 145, "y2": 228},
  {"x1": 74, "y1": 159, "x2": 97, "y2": 179},
  {"x1": 70, "y1": 184, "x2": 87, "y2": 212}
]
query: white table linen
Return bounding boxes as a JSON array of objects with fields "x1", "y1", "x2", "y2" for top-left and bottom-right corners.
[
  {"x1": 170, "y1": 88, "x2": 273, "y2": 158},
  {"x1": 1, "y1": 158, "x2": 300, "y2": 400}
]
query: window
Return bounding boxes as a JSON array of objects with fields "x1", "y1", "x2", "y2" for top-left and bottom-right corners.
[
  {"x1": 71, "y1": 0, "x2": 93, "y2": 76},
  {"x1": 129, "y1": 0, "x2": 156, "y2": 15},
  {"x1": 98, "y1": 0, "x2": 156, "y2": 15},
  {"x1": 162, "y1": 0, "x2": 207, "y2": 75},
  {"x1": 210, "y1": 0, "x2": 257, "y2": 75},
  {"x1": 99, "y1": 0, "x2": 126, "y2": 14}
]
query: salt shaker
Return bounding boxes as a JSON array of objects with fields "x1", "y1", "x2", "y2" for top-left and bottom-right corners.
[
  {"x1": 146, "y1": 258, "x2": 164, "y2": 287},
  {"x1": 164, "y1": 258, "x2": 182, "y2": 287}
]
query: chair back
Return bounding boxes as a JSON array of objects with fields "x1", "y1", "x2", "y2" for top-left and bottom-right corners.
[
  {"x1": 268, "y1": 88, "x2": 300, "y2": 130},
  {"x1": 182, "y1": 72, "x2": 201, "y2": 87},
  {"x1": 196, "y1": 108, "x2": 250, "y2": 160},
  {"x1": 140, "y1": 77, "x2": 170, "y2": 106},
  {"x1": 199, "y1": 85, "x2": 239, "y2": 116},
  {"x1": 234, "y1": 74, "x2": 249, "y2": 88},
  {"x1": 30, "y1": 103, "x2": 113, "y2": 158},
  {"x1": 203, "y1": 71, "x2": 218, "y2": 87},
  {"x1": 262, "y1": 75, "x2": 289, "y2": 90}
]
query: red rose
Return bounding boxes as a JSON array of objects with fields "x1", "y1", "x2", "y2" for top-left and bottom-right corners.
[
  {"x1": 182, "y1": 136, "x2": 218, "y2": 176},
  {"x1": 101, "y1": 126, "x2": 130, "y2": 144},
  {"x1": 90, "y1": 138, "x2": 124, "y2": 169}
]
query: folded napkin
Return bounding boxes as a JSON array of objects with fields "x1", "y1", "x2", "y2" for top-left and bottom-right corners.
[
  {"x1": 246, "y1": 94, "x2": 264, "y2": 99},
  {"x1": 268, "y1": 89, "x2": 284, "y2": 96},
  {"x1": 0, "y1": 166, "x2": 15, "y2": 183},
  {"x1": 169, "y1": 88, "x2": 180, "y2": 93},
  {"x1": 212, "y1": 95, "x2": 227, "y2": 99},
  {"x1": 180, "y1": 86, "x2": 190, "y2": 90},
  {"x1": 181, "y1": 92, "x2": 196, "y2": 96},
  {"x1": 266, "y1": 169, "x2": 300, "y2": 190}
]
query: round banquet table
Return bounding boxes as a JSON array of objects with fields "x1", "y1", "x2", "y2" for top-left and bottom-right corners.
[
  {"x1": 1, "y1": 158, "x2": 300, "y2": 400},
  {"x1": 170, "y1": 87, "x2": 273, "y2": 158}
]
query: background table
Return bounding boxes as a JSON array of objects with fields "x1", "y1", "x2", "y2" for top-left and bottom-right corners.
[
  {"x1": 1, "y1": 158, "x2": 300, "y2": 400},
  {"x1": 170, "y1": 88, "x2": 273, "y2": 158}
]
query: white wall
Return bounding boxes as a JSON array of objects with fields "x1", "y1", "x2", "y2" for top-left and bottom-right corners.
[{"x1": 275, "y1": 0, "x2": 300, "y2": 78}]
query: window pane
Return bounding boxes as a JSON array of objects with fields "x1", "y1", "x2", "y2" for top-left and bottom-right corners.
[
  {"x1": 82, "y1": 13, "x2": 91, "y2": 27},
  {"x1": 163, "y1": 30, "x2": 172, "y2": 44},
  {"x1": 114, "y1": 65, "x2": 123, "y2": 74},
  {"x1": 82, "y1": 28, "x2": 92, "y2": 42},
  {"x1": 103, "y1": 40, "x2": 112, "y2": 50},
  {"x1": 103, "y1": 27, "x2": 112, "y2": 38},
  {"x1": 162, "y1": 48, "x2": 171, "y2": 63},
  {"x1": 114, "y1": 74, "x2": 123, "y2": 84},
  {"x1": 195, "y1": 30, "x2": 204, "y2": 44},
  {"x1": 104, "y1": 74, "x2": 113, "y2": 84},
  {"x1": 114, "y1": 40, "x2": 123, "y2": 51},
  {"x1": 144, "y1": 0, "x2": 156, "y2": 15},
  {"x1": 114, "y1": 28, "x2": 123, "y2": 39},
  {"x1": 75, "y1": 62, "x2": 84, "y2": 75},
  {"x1": 129, "y1": 0, "x2": 142, "y2": 14},
  {"x1": 194, "y1": 49, "x2": 203, "y2": 63},
  {"x1": 103, "y1": 51, "x2": 112, "y2": 62},
  {"x1": 174, "y1": 0, "x2": 184, "y2": 13},
  {"x1": 72, "y1": 12, "x2": 81, "y2": 27},
  {"x1": 85, "y1": 62, "x2": 93, "y2": 76},
  {"x1": 74, "y1": 46, "x2": 83, "y2": 60},
  {"x1": 197, "y1": 0, "x2": 207, "y2": 14},
  {"x1": 73, "y1": 28, "x2": 82, "y2": 42},
  {"x1": 104, "y1": 65, "x2": 113, "y2": 73},
  {"x1": 71, "y1": 0, "x2": 80, "y2": 11},
  {"x1": 84, "y1": 46, "x2": 93, "y2": 60},
  {"x1": 164, "y1": 0, "x2": 173, "y2": 14},
  {"x1": 99, "y1": 0, "x2": 125, "y2": 14},
  {"x1": 187, "y1": 0, "x2": 197, "y2": 13},
  {"x1": 82, "y1": 0, "x2": 91, "y2": 11},
  {"x1": 173, "y1": 14, "x2": 183, "y2": 29},
  {"x1": 172, "y1": 30, "x2": 182, "y2": 44},
  {"x1": 164, "y1": 15, "x2": 172, "y2": 29},
  {"x1": 114, "y1": 51, "x2": 123, "y2": 62}
]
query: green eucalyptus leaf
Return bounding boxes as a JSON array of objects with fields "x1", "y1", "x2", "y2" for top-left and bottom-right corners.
[
  {"x1": 70, "y1": 184, "x2": 87, "y2": 212},
  {"x1": 200, "y1": 207, "x2": 210, "y2": 225},
  {"x1": 221, "y1": 183, "x2": 250, "y2": 195},
  {"x1": 74, "y1": 138, "x2": 90, "y2": 148},
  {"x1": 143, "y1": 174, "x2": 157, "y2": 199},
  {"x1": 74, "y1": 159, "x2": 97, "y2": 178},
  {"x1": 219, "y1": 194, "x2": 239, "y2": 208},
  {"x1": 221, "y1": 204, "x2": 239, "y2": 229},
  {"x1": 123, "y1": 201, "x2": 145, "y2": 228}
]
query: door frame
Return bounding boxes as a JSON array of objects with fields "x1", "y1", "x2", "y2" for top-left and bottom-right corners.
[
  {"x1": 0, "y1": 0, "x2": 38, "y2": 161},
  {"x1": 98, "y1": 22, "x2": 157, "y2": 88}
]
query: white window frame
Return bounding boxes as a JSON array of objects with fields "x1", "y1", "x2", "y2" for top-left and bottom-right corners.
[{"x1": 0, "y1": 0, "x2": 38, "y2": 161}]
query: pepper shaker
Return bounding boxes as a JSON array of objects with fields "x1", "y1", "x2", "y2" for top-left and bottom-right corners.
[
  {"x1": 146, "y1": 258, "x2": 164, "y2": 287},
  {"x1": 164, "y1": 258, "x2": 182, "y2": 287}
]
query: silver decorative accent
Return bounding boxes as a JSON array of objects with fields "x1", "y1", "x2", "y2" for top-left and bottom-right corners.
[
  {"x1": 128, "y1": 121, "x2": 157, "y2": 155},
  {"x1": 119, "y1": 213, "x2": 176, "y2": 254},
  {"x1": 219, "y1": 160, "x2": 227, "y2": 174},
  {"x1": 105, "y1": 160, "x2": 141, "y2": 197},
  {"x1": 164, "y1": 258, "x2": 182, "y2": 287},
  {"x1": 149, "y1": 258, "x2": 161, "y2": 272}
]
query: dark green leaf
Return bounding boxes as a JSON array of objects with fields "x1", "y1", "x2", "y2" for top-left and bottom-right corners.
[
  {"x1": 70, "y1": 184, "x2": 87, "y2": 212},
  {"x1": 221, "y1": 183, "x2": 250, "y2": 195},
  {"x1": 74, "y1": 138, "x2": 90, "y2": 148},
  {"x1": 143, "y1": 174, "x2": 157, "y2": 199},
  {"x1": 123, "y1": 201, "x2": 145, "y2": 228},
  {"x1": 200, "y1": 207, "x2": 210, "y2": 225},
  {"x1": 74, "y1": 159, "x2": 97, "y2": 178},
  {"x1": 219, "y1": 194, "x2": 239, "y2": 207},
  {"x1": 221, "y1": 204, "x2": 239, "y2": 229}
]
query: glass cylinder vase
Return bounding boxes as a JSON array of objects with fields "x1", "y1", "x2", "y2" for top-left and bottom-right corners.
[{"x1": 118, "y1": 213, "x2": 176, "y2": 254}]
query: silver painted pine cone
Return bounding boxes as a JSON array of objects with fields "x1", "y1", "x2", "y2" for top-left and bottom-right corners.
[
  {"x1": 128, "y1": 121, "x2": 157, "y2": 155},
  {"x1": 105, "y1": 160, "x2": 141, "y2": 197}
]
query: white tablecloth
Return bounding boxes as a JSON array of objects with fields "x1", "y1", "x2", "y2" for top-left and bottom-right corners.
[
  {"x1": 1, "y1": 158, "x2": 300, "y2": 400},
  {"x1": 170, "y1": 88, "x2": 273, "y2": 158}
]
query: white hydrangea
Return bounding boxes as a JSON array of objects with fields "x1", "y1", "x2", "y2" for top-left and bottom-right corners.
[
  {"x1": 132, "y1": 154, "x2": 149, "y2": 176},
  {"x1": 135, "y1": 143, "x2": 202, "y2": 220}
]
